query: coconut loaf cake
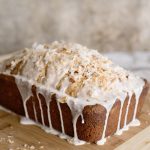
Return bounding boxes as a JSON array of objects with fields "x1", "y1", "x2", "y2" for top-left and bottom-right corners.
[{"x1": 0, "y1": 41, "x2": 149, "y2": 145}]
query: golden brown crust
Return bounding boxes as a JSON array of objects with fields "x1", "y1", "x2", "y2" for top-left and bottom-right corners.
[
  {"x1": 0, "y1": 74, "x2": 149, "y2": 143},
  {"x1": 0, "y1": 74, "x2": 25, "y2": 115},
  {"x1": 120, "y1": 96, "x2": 129, "y2": 129},
  {"x1": 136, "y1": 79, "x2": 149, "y2": 117},
  {"x1": 77, "y1": 104, "x2": 106, "y2": 142},
  {"x1": 105, "y1": 99, "x2": 121, "y2": 137},
  {"x1": 127, "y1": 94, "x2": 136, "y2": 124}
]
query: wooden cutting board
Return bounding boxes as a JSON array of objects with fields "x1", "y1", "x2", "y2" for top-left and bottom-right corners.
[{"x1": 0, "y1": 54, "x2": 150, "y2": 150}]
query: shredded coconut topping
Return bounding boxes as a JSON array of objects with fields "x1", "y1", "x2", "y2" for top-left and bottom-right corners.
[{"x1": 0, "y1": 41, "x2": 144, "y2": 102}]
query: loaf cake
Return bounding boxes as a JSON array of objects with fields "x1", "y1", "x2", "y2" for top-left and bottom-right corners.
[{"x1": 0, "y1": 41, "x2": 149, "y2": 145}]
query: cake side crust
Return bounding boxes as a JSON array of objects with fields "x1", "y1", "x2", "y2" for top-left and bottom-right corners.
[{"x1": 0, "y1": 73, "x2": 148, "y2": 143}]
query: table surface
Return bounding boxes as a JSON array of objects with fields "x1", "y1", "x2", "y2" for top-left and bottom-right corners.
[{"x1": 0, "y1": 52, "x2": 150, "y2": 150}]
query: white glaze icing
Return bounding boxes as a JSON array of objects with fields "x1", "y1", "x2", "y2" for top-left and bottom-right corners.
[
  {"x1": 115, "y1": 98, "x2": 125, "y2": 135},
  {"x1": 128, "y1": 119, "x2": 141, "y2": 127},
  {"x1": 20, "y1": 117, "x2": 36, "y2": 125},
  {"x1": 44, "y1": 91, "x2": 54, "y2": 131},
  {"x1": 15, "y1": 76, "x2": 33, "y2": 119},
  {"x1": 0, "y1": 41, "x2": 145, "y2": 145},
  {"x1": 132, "y1": 87, "x2": 143, "y2": 121},
  {"x1": 0, "y1": 41, "x2": 144, "y2": 103},
  {"x1": 66, "y1": 98, "x2": 86, "y2": 144},
  {"x1": 97, "y1": 106, "x2": 111, "y2": 145},
  {"x1": 36, "y1": 88, "x2": 45, "y2": 126},
  {"x1": 80, "y1": 113, "x2": 85, "y2": 124},
  {"x1": 56, "y1": 99, "x2": 66, "y2": 139},
  {"x1": 20, "y1": 116, "x2": 61, "y2": 136},
  {"x1": 33, "y1": 101, "x2": 38, "y2": 122},
  {"x1": 124, "y1": 92, "x2": 132, "y2": 128}
]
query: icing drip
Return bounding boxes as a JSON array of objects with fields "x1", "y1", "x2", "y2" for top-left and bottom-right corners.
[
  {"x1": 24, "y1": 101, "x2": 29, "y2": 118},
  {"x1": 33, "y1": 101, "x2": 38, "y2": 122},
  {"x1": 97, "y1": 105, "x2": 112, "y2": 145},
  {"x1": 132, "y1": 87, "x2": 143, "y2": 121},
  {"x1": 68, "y1": 112, "x2": 86, "y2": 145},
  {"x1": 35, "y1": 87, "x2": 61, "y2": 135},
  {"x1": 128, "y1": 87, "x2": 143, "y2": 127},
  {"x1": 46, "y1": 105, "x2": 59, "y2": 134},
  {"x1": 80, "y1": 113, "x2": 85, "y2": 124},
  {"x1": 15, "y1": 76, "x2": 33, "y2": 119},
  {"x1": 115, "y1": 100, "x2": 124, "y2": 135},
  {"x1": 56, "y1": 99, "x2": 66, "y2": 139},
  {"x1": 44, "y1": 91, "x2": 54, "y2": 131},
  {"x1": 123, "y1": 92, "x2": 132, "y2": 131},
  {"x1": 67, "y1": 99, "x2": 86, "y2": 145},
  {"x1": 36, "y1": 90, "x2": 45, "y2": 126},
  {"x1": 45, "y1": 97, "x2": 60, "y2": 135},
  {"x1": 115, "y1": 94, "x2": 128, "y2": 135}
]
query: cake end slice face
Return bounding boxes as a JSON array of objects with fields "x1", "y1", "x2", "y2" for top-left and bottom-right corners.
[{"x1": 0, "y1": 41, "x2": 149, "y2": 145}]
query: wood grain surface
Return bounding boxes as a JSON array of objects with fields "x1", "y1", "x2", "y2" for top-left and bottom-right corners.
[{"x1": 0, "y1": 54, "x2": 150, "y2": 150}]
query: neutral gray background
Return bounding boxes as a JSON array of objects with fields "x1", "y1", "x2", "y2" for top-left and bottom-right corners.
[{"x1": 0, "y1": 0, "x2": 150, "y2": 54}]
